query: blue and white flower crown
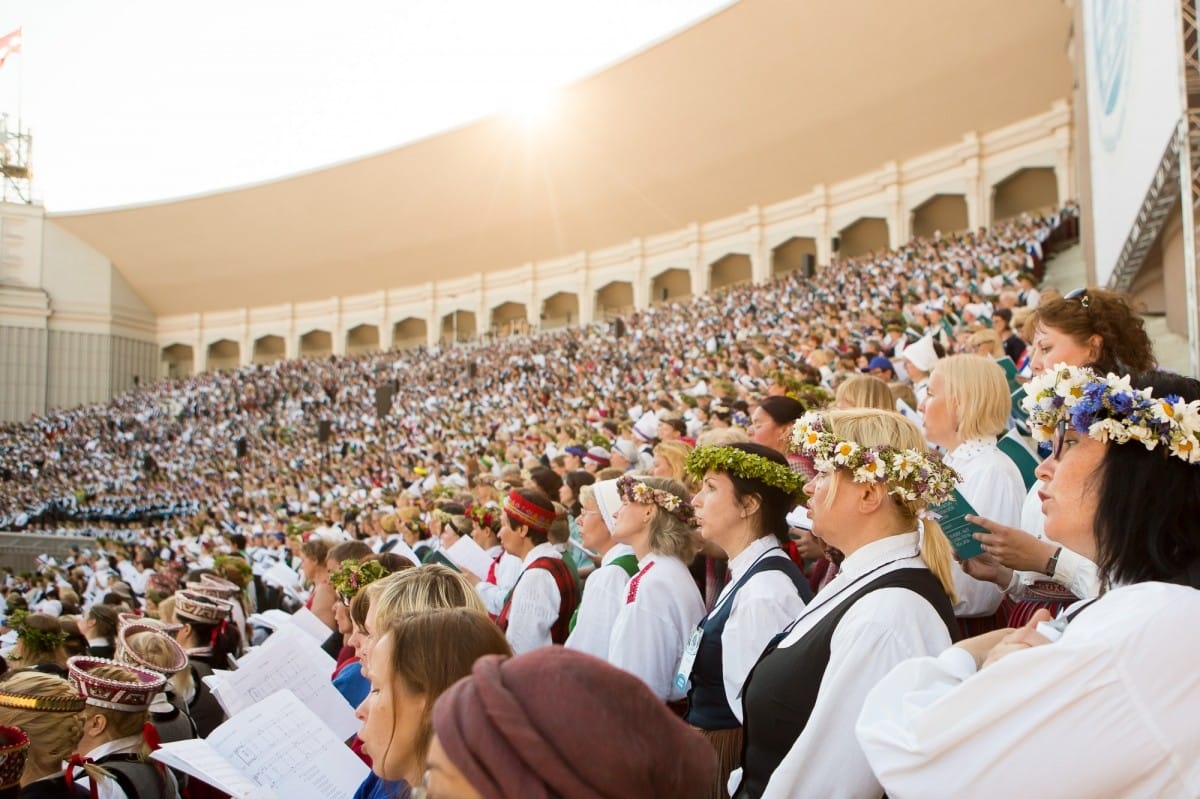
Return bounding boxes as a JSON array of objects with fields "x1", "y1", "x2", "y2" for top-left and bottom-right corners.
[
  {"x1": 1022, "y1": 364, "x2": 1200, "y2": 463},
  {"x1": 790, "y1": 413, "x2": 959, "y2": 505}
]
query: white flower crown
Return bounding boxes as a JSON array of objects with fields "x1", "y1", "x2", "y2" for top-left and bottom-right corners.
[
  {"x1": 790, "y1": 413, "x2": 958, "y2": 505},
  {"x1": 1022, "y1": 364, "x2": 1200, "y2": 463}
]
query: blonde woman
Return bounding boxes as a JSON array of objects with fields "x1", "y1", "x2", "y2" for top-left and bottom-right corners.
[
  {"x1": 67, "y1": 657, "x2": 180, "y2": 799},
  {"x1": 357, "y1": 565, "x2": 488, "y2": 675},
  {"x1": 0, "y1": 671, "x2": 88, "y2": 796},
  {"x1": 920, "y1": 354, "x2": 1024, "y2": 624},
  {"x1": 651, "y1": 440, "x2": 694, "y2": 485},
  {"x1": 834, "y1": 374, "x2": 895, "y2": 411},
  {"x1": 606, "y1": 476, "x2": 705, "y2": 710},
  {"x1": 732, "y1": 410, "x2": 960, "y2": 799}
]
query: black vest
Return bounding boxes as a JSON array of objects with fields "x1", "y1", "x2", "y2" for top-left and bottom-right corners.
[
  {"x1": 736, "y1": 567, "x2": 957, "y2": 799},
  {"x1": 686, "y1": 555, "x2": 812, "y2": 730}
]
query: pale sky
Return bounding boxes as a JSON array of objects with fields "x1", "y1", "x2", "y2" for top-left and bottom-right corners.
[{"x1": 0, "y1": 0, "x2": 733, "y2": 212}]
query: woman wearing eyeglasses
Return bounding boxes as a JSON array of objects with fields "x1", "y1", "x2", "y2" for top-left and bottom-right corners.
[
  {"x1": 966, "y1": 287, "x2": 1157, "y2": 625},
  {"x1": 857, "y1": 367, "x2": 1200, "y2": 796}
]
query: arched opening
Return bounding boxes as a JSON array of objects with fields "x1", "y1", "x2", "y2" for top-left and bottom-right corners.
[
  {"x1": 161, "y1": 343, "x2": 194, "y2": 379},
  {"x1": 440, "y1": 310, "x2": 477, "y2": 344},
  {"x1": 709, "y1": 253, "x2": 752, "y2": 291},
  {"x1": 299, "y1": 330, "x2": 333, "y2": 359},
  {"x1": 540, "y1": 292, "x2": 579, "y2": 330},
  {"x1": 392, "y1": 317, "x2": 427, "y2": 350},
  {"x1": 650, "y1": 268, "x2": 691, "y2": 305},
  {"x1": 252, "y1": 335, "x2": 285, "y2": 365},
  {"x1": 771, "y1": 237, "x2": 818, "y2": 278},
  {"x1": 911, "y1": 194, "x2": 969, "y2": 238},
  {"x1": 490, "y1": 302, "x2": 528, "y2": 336},
  {"x1": 345, "y1": 324, "x2": 380, "y2": 356},
  {"x1": 992, "y1": 167, "x2": 1058, "y2": 221},
  {"x1": 837, "y1": 217, "x2": 890, "y2": 259},
  {"x1": 595, "y1": 281, "x2": 633, "y2": 320},
  {"x1": 206, "y1": 339, "x2": 240, "y2": 372}
]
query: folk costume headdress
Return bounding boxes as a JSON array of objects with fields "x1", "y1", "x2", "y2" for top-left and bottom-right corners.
[
  {"x1": 790, "y1": 412, "x2": 958, "y2": 506},
  {"x1": 502, "y1": 490, "x2": 555, "y2": 534},
  {"x1": 685, "y1": 445, "x2": 805, "y2": 498},
  {"x1": 66, "y1": 656, "x2": 166, "y2": 713},
  {"x1": 615, "y1": 476, "x2": 697, "y2": 527},
  {"x1": 1023, "y1": 364, "x2": 1200, "y2": 463}
]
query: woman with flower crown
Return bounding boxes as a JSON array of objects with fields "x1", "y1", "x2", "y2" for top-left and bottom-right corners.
[
  {"x1": 683, "y1": 443, "x2": 812, "y2": 799},
  {"x1": 731, "y1": 409, "x2": 960, "y2": 799},
  {"x1": 966, "y1": 287, "x2": 1157, "y2": 626},
  {"x1": 605, "y1": 475, "x2": 706, "y2": 710},
  {"x1": 856, "y1": 367, "x2": 1200, "y2": 796}
]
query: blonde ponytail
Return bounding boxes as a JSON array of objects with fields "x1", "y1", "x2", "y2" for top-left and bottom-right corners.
[{"x1": 917, "y1": 518, "x2": 958, "y2": 605}]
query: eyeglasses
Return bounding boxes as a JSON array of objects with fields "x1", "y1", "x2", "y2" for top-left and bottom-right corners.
[
  {"x1": 1052, "y1": 418, "x2": 1070, "y2": 460},
  {"x1": 1064, "y1": 287, "x2": 1090, "y2": 309}
]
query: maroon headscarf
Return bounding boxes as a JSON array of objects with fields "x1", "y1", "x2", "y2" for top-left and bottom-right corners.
[{"x1": 432, "y1": 647, "x2": 718, "y2": 799}]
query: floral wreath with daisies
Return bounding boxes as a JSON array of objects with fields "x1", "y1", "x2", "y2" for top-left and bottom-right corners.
[
  {"x1": 1023, "y1": 364, "x2": 1200, "y2": 463},
  {"x1": 790, "y1": 412, "x2": 959, "y2": 505},
  {"x1": 615, "y1": 475, "x2": 698, "y2": 527}
]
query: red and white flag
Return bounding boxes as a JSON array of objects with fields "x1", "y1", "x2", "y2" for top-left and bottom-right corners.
[{"x1": 0, "y1": 28, "x2": 22, "y2": 70}]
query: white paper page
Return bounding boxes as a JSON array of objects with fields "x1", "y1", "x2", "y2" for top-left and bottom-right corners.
[
  {"x1": 381, "y1": 537, "x2": 421, "y2": 566},
  {"x1": 262, "y1": 561, "x2": 301, "y2": 590},
  {"x1": 152, "y1": 738, "x2": 260, "y2": 797},
  {"x1": 212, "y1": 625, "x2": 358, "y2": 739},
  {"x1": 247, "y1": 608, "x2": 295, "y2": 631},
  {"x1": 445, "y1": 535, "x2": 494, "y2": 577},
  {"x1": 288, "y1": 607, "x2": 334, "y2": 642},
  {"x1": 208, "y1": 689, "x2": 369, "y2": 799}
]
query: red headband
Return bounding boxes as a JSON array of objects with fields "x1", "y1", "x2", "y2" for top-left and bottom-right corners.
[{"x1": 503, "y1": 491, "x2": 555, "y2": 534}]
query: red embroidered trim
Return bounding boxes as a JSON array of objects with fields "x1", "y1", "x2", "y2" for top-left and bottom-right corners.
[{"x1": 625, "y1": 561, "x2": 656, "y2": 604}]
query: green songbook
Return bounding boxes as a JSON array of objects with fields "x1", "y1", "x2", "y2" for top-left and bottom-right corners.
[
  {"x1": 928, "y1": 488, "x2": 986, "y2": 560},
  {"x1": 995, "y1": 356, "x2": 1021, "y2": 393}
]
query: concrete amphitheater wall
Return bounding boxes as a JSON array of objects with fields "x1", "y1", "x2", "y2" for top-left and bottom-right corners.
[
  {"x1": 0, "y1": 203, "x2": 157, "y2": 421},
  {"x1": 152, "y1": 102, "x2": 1073, "y2": 376}
]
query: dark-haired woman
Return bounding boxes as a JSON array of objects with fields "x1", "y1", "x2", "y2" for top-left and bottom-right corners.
[
  {"x1": 685, "y1": 443, "x2": 812, "y2": 798},
  {"x1": 493, "y1": 489, "x2": 579, "y2": 654},
  {"x1": 970, "y1": 287, "x2": 1159, "y2": 626},
  {"x1": 858, "y1": 367, "x2": 1200, "y2": 796},
  {"x1": 748, "y1": 396, "x2": 806, "y2": 462}
]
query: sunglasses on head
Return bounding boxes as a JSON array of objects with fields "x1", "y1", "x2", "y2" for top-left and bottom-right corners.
[{"x1": 1064, "y1": 287, "x2": 1090, "y2": 309}]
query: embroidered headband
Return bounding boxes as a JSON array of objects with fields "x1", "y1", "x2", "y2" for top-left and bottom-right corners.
[
  {"x1": 115, "y1": 623, "x2": 189, "y2": 677},
  {"x1": 173, "y1": 589, "x2": 234, "y2": 625},
  {"x1": 685, "y1": 445, "x2": 805, "y2": 498},
  {"x1": 615, "y1": 476, "x2": 697, "y2": 528},
  {"x1": 0, "y1": 688, "x2": 85, "y2": 713},
  {"x1": 502, "y1": 490, "x2": 556, "y2": 533},
  {"x1": 790, "y1": 412, "x2": 959, "y2": 506},
  {"x1": 0, "y1": 726, "x2": 29, "y2": 790},
  {"x1": 1023, "y1": 364, "x2": 1200, "y2": 463},
  {"x1": 67, "y1": 656, "x2": 167, "y2": 713}
]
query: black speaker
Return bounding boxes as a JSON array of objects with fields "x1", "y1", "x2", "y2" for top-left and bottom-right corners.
[
  {"x1": 375, "y1": 385, "x2": 393, "y2": 418},
  {"x1": 661, "y1": 287, "x2": 669, "y2": 301},
  {"x1": 235, "y1": 437, "x2": 248, "y2": 458},
  {"x1": 467, "y1": 362, "x2": 478, "y2": 379},
  {"x1": 802, "y1": 253, "x2": 816, "y2": 278},
  {"x1": 318, "y1": 420, "x2": 333, "y2": 443},
  {"x1": 613, "y1": 318, "x2": 626, "y2": 339},
  {"x1": 831, "y1": 236, "x2": 841, "y2": 253}
]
